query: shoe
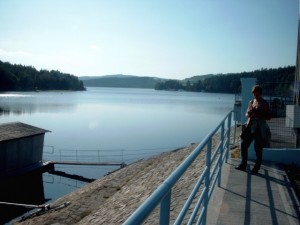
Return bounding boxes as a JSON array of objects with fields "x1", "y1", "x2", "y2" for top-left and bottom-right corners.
[
  {"x1": 235, "y1": 164, "x2": 246, "y2": 171},
  {"x1": 250, "y1": 169, "x2": 259, "y2": 175}
]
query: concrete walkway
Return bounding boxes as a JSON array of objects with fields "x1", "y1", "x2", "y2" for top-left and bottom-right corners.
[{"x1": 208, "y1": 159, "x2": 300, "y2": 225}]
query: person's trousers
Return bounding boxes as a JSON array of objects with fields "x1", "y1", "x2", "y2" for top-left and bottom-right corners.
[{"x1": 240, "y1": 132, "x2": 264, "y2": 170}]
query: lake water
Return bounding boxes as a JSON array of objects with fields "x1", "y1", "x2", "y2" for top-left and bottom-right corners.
[{"x1": 0, "y1": 87, "x2": 234, "y2": 223}]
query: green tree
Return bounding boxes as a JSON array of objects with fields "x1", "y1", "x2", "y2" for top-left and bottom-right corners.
[{"x1": 0, "y1": 60, "x2": 86, "y2": 91}]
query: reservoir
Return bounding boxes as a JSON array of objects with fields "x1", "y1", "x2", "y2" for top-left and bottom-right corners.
[{"x1": 0, "y1": 87, "x2": 234, "y2": 223}]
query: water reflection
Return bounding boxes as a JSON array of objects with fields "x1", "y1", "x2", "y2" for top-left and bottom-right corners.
[
  {"x1": 0, "y1": 92, "x2": 76, "y2": 115},
  {"x1": 0, "y1": 103, "x2": 76, "y2": 116},
  {"x1": 0, "y1": 107, "x2": 10, "y2": 116},
  {"x1": 0, "y1": 173, "x2": 46, "y2": 224},
  {"x1": 48, "y1": 170, "x2": 95, "y2": 183},
  {"x1": 0, "y1": 167, "x2": 95, "y2": 224}
]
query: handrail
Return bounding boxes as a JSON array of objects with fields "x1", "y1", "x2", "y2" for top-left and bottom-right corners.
[{"x1": 123, "y1": 110, "x2": 234, "y2": 225}]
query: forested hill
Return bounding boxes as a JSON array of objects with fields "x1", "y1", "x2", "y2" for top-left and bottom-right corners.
[
  {"x1": 81, "y1": 75, "x2": 166, "y2": 89},
  {"x1": 0, "y1": 60, "x2": 295, "y2": 94},
  {"x1": 155, "y1": 66, "x2": 295, "y2": 94},
  {"x1": 0, "y1": 60, "x2": 85, "y2": 91}
]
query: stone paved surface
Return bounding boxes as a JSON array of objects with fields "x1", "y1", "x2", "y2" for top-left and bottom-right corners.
[{"x1": 16, "y1": 142, "x2": 211, "y2": 225}]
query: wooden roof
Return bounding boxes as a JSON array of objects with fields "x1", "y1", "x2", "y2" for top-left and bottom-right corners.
[{"x1": 0, "y1": 122, "x2": 50, "y2": 142}]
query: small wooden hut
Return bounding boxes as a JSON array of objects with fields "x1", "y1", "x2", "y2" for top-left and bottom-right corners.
[{"x1": 0, "y1": 122, "x2": 50, "y2": 177}]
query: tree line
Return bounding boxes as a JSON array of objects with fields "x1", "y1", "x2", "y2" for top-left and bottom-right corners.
[
  {"x1": 0, "y1": 60, "x2": 85, "y2": 92},
  {"x1": 155, "y1": 66, "x2": 295, "y2": 95},
  {"x1": 0, "y1": 60, "x2": 295, "y2": 95}
]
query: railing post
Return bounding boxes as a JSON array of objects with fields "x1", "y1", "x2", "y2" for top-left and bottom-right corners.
[
  {"x1": 218, "y1": 122, "x2": 225, "y2": 187},
  {"x1": 226, "y1": 112, "x2": 232, "y2": 162},
  {"x1": 203, "y1": 137, "x2": 212, "y2": 225},
  {"x1": 160, "y1": 190, "x2": 171, "y2": 225},
  {"x1": 233, "y1": 120, "x2": 237, "y2": 145}
]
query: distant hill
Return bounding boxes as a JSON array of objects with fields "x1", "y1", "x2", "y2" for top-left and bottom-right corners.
[
  {"x1": 80, "y1": 74, "x2": 135, "y2": 80},
  {"x1": 182, "y1": 74, "x2": 214, "y2": 84},
  {"x1": 80, "y1": 75, "x2": 166, "y2": 89}
]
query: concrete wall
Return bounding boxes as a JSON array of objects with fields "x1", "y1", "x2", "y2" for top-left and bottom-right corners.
[
  {"x1": 240, "y1": 78, "x2": 256, "y2": 124},
  {"x1": 240, "y1": 78, "x2": 256, "y2": 160},
  {"x1": 286, "y1": 105, "x2": 300, "y2": 128},
  {"x1": 263, "y1": 148, "x2": 300, "y2": 166},
  {"x1": 0, "y1": 134, "x2": 45, "y2": 174}
]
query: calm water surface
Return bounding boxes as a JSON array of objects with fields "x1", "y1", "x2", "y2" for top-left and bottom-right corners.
[
  {"x1": 0, "y1": 87, "x2": 234, "y2": 223},
  {"x1": 1, "y1": 87, "x2": 234, "y2": 152}
]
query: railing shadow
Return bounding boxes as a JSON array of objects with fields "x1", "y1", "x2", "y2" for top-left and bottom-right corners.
[{"x1": 219, "y1": 163, "x2": 300, "y2": 224}]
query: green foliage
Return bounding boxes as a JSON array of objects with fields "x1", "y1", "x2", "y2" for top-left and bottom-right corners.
[
  {"x1": 155, "y1": 79, "x2": 184, "y2": 91},
  {"x1": 155, "y1": 66, "x2": 295, "y2": 94},
  {"x1": 0, "y1": 60, "x2": 86, "y2": 92}
]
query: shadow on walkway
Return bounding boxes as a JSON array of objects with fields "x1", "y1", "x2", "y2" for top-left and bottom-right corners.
[{"x1": 207, "y1": 159, "x2": 300, "y2": 225}]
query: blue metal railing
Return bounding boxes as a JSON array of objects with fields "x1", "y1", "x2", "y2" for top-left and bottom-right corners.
[{"x1": 124, "y1": 111, "x2": 234, "y2": 225}]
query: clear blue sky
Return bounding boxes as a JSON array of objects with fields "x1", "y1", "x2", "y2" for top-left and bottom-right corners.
[{"x1": 0, "y1": 0, "x2": 298, "y2": 79}]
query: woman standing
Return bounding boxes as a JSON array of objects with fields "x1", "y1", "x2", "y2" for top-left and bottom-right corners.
[{"x1": 235, "y1": 85, "x2": 271, "y2": 175}]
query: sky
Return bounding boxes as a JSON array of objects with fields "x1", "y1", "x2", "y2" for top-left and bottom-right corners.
[{"x1": 0, "y1": 0, "x2": 299, "y2": 79}]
